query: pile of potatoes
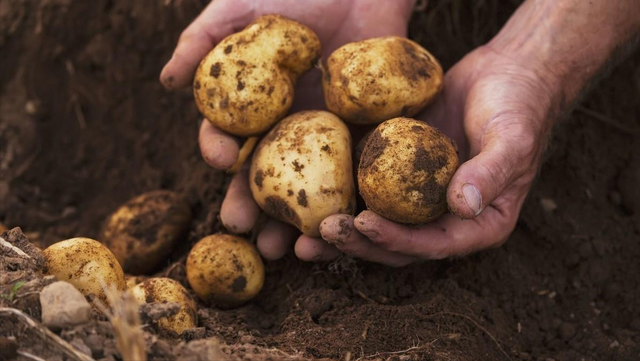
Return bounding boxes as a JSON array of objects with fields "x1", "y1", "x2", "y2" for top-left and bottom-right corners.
[{"x1": 39, "y1": 13, "x2": 459, "y2": 336}]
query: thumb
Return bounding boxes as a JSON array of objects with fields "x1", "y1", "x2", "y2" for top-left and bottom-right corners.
[
  {"x1": 447, "y1": 116, "x2": 540, "y2": 219},
  {"x1": 160, "y1": 0, "x2": 254, "y2": 89}
]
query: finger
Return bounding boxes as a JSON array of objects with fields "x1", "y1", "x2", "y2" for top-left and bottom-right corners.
[
  {"x1": 160, "y1": 0, "x2": 254, "y2": 89},
  {"x1": 199, "y1": 120, "x2": 240, "y2": 170},
  {"x1": 447, "y1": 116, "x2": 539, "y2": 218},
  {"x1": 220, "y1": 166, "x2": 260, "y2": 233},
  {"x1": 320, "y1": 214, "x2": 416, "y2": 267},
  {"x1": 294, "y1": 235, "x2": 340, "y2": 262},
  {"x1": 354, "y1": 209, "x2": 515, "y2": 259},
  {"x1": 256, "y1": 219, "x2": 298, "y2": 260}
]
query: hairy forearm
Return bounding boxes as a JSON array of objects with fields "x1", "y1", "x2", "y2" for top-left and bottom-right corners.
[{"x1": 488, "y1": 0, "x2": 640, "y2": 107}]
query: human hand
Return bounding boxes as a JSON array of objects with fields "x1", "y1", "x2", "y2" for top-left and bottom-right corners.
[
  {"x1": 319, "y1": 44, "x2": 561, "y2": 266},
  {"x1": 160, "y1": 0, "x2": 416, "y2": 260}
]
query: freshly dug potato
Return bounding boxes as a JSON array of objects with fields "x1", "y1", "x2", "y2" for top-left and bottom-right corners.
[
  {"x1": 101, "y1": 191, "x2": 191, "y2": 275},
  {"x1": 249, "y1": 111, "x2": 356, "y2": 237},
  {"x1": 130, "y1": 277, "x2": 197, "y2": 335},
  {"x1": 193, "y1": 15, "x2": 321, "y2": 137},
  {"x1": 358, "y1": 118, "x2": 458, "y2": 224},
  {"x1": 322, "y1": 36, "x2": 443, "y2": 124},
  {"x1": 43, "y1": 237, "x2": 126, "y2": 305},
  {"x1": 186, "y1": 234, "x2": 264, "y2": 308}
]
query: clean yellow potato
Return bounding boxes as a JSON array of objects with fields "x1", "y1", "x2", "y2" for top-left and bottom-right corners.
[
  {"x1": 358, "y1": 118, "x2": 459, "y2": 224},
  {"x1": 249, "y1": 111, "x2": 356, "y2": 237},
  {"x1": 186, "y1": 234, "x2": 264, "y2": 308},
  {"x1": 43, "y1": 237, "x2": 126, "y2": 305},
  {"x1": 100, "y1": 191, "x2": 191, "y2": 275},
  {"x1": 130, "y1": 277, "x2": 197, "y2": 335},
  {"x1": 322, "y1": 36, "x2": 443, "y2": 124},
  {"x1": 193, "y1": 15, "x2": 321, "y2": 137}
]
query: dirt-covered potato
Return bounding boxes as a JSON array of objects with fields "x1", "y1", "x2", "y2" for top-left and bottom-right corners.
[
  {"x1": 43, "y1": 237, "x2": 126, "y2": 305},
  {"x1": 249, "y1": 111, "x2": 355, "y2": 237},
  {"x1": 322, "y1": 36, "x2": 443, "y2": 124},
  {"x1": 358, "y1": 118, "x2": 458, "y2": 224},
  {"x1": 186, "y1": 234, "x2": 264, "y2": 308},
  {"x1": 193, "y1": 15, "x2": 321, "y2": 137},
  {"x1": 130, "y1": 277, "x2": 197, "y2": 335},
  {"x1": 100, "y1": 191, "x2": 191, "y2": 275}
]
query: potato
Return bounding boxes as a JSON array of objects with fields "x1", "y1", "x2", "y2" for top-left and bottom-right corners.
[
  {"x1": 358, "y1": 118, "x2": 458, "y2": 224},
  {"x1": 130, "y1": 277, "x2": 197, "y2": 335},
  {"x1": 322, "y1": 36, "x2": 443, "y2": 124},
  {"x1": 249, "y1": 111, "x2": 356, "y2": 237},
  {"x1": 125, "y1": 275, "x2": 148, "y2": 289},
  {"x1": 100, "y1": 191, "x2": 191, "y2": 275},
  {"x1": 186, "y1": 234, "x2": 264, "y2": 308},
  {"x1": 43, "y1": 237, "x2": 126, "y2": 305},
  {"x1": 193, "y1": 15, "x2": 321, "y2": 137}
]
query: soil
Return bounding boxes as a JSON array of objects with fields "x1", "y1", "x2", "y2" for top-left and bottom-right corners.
[{"x1": 1, "y1": 1, "x2": 639, "y2": 361}]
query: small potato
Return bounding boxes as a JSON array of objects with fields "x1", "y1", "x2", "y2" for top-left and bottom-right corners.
[
  {"x1": 358, "y1": 118, "x2": 458, "y2": 224},
  {"x1": 194, "y1": 15, "x2": 321, "y2": 137},
  {"x1": 130, "y1": 277, "x2": 197, "y2": 335},
  {"x1": 186, "y1": 234, "x2": 264, "y2": 308},
  {"x1": 43, "y1": 237, "x2": 126, "y2": 305},
  {"x1": 249, "y1": 111, "x2": 356, "y2": 237},
  {"x1": 101, "y1": 191, "x2": 191, "y2": 275},
  {"x1": 323, "y1": 36, "x2": 443, "y2": 124}
]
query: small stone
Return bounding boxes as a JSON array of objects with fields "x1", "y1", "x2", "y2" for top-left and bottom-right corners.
[
  {"x1": 40, "y1": 281, "x2": 91, "y2": 329},
  {"x1": 609, "y1": 341, "x2": 620, "y2": 348},
  {"x1": 559, "y1": 322, "x2": 576, "y2": 341},
  {"x1": 540, "y1": 198, "x2": 557, "y2": 213}
]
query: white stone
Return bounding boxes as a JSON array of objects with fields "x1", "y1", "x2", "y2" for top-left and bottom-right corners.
[{"x1": 40, "y1": 281, "x2": 91, "y2": 329}]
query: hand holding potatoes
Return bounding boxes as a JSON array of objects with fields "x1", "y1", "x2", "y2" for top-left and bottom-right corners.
[{"x1": 193, "y1": 15, "x2": 321, "y2": 137}]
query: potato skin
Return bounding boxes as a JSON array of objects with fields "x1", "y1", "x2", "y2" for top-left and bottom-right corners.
[
  {"x1": 100, "y1": 191, "x2": 191, "y2": 275},
  {"x1": 130, "y1": 277, "x2": 197, "y2": 335},
  {"x1": 358, "y1": 118, "x2": 458, "y2": 224},
  {"x1": 249, "y1": 111, "x2": 356, "y2": 237},
  {"x1": 323, "y1": 36, "x2": 443, "y2": 124},
  {"x1": 193, "y1": 15, "x2": 321, "y2": 137},
  {"x1": 186, "y1": 234, "x2": 264, "y2": 308},
  {"x1": 43, "y1": 237, "x2": 126, "y2": 305}
]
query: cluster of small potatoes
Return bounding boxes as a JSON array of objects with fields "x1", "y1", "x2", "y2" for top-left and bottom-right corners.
[
  {"x1": 194, "y1": 15, "x2": 459, "y2": 234},
  {"x1": 42, "y1": 191, "x2": 264, "y2": 335}
]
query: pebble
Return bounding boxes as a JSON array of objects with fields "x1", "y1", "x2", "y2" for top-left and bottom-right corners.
[
  {"x1": 40, "y1": 281, "x2": 91, "y2": 329},
  {"x1": 559, "y1": 322, "x2": 576, "y2": 341},
  {"x1": 540, "y1": 198, "x2": 557, "y2": 213}
]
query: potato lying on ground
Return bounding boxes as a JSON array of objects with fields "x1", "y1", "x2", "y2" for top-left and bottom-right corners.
[
  {"x1": 249, "y1": 111, "x2": 356, "y2": 237},
  {"x1": 43, "y1": 237, "x2": 126, "y2": 305},
  {"x1": 130, "y1": 277, "x2": 197, "y2": 335},
  {"x1": 323, "y1": 36, "x2": 443, "y2": 124},
  {"x1": 358, "y1": 118, "x2": 458, "y2": 224},
  {"x1": 194, "y1": 15, "x2": 321, "y2": 137},
  {"x1": 100, "y1": 190, "x2": 191, "y2": 275},
  {"x1": 186, "y1": 234, "x2": 264, "y2": 308}
]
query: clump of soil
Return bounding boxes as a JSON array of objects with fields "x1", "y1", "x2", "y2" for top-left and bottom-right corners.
[{"x1": 1, "y1": 0, "x2": 639, "y2": 360}]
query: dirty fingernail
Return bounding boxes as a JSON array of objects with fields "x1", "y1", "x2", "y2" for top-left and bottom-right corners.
[{"x1": 462, "y1": 183, "x2": 482, "y2": 216}]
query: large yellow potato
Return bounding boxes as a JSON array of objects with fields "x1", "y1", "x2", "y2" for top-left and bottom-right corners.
[
  {"x1": 358, "y1": 118, "x2": 458, "y2": 224},
  {"x1": 322, "y1": 36, "x2": 443, "y2": 124},
  {"x1": 100, "y1": 191, "x2": 191, "y2": 275},
  {"x1": 42, "y1": 237, "x2": 126, "y2": 305},
  {"x1": 249, "y1": 111, "x2": 356, "y2": 237},
  {"x1": 186, "y1": 234, "x2": 264, "y2": 308},
  {"x1": 193, "y1": 15, "x2": 321, "y2": 137},
  {"x1": 130, "y1": 277, "x2": 197, "y2": 335}
]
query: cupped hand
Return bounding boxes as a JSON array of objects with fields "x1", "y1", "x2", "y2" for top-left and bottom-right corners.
[
  {"x1": 161, "y1": 0, "x2": 416, "y2": 260},
  {"x1": 319, "y1": 45, "x2": 562, "y2": 266}
]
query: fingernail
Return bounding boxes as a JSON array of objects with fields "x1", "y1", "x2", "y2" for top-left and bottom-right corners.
[{"x1": 462, "y1": 183, "x2": 482, "y2": 216}]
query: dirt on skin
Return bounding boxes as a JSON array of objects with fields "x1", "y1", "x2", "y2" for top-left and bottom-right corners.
[{"x1": 1, "y1": 0, "x2": 639, "y2": 361}]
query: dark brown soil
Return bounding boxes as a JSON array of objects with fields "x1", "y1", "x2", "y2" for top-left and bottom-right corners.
[{"x1": 1, "y1": 1, "x2": 639, "y2": 360}]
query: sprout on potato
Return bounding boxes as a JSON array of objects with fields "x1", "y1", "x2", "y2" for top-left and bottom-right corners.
[
  {"x1": 42, "y1": 237, "x2": 126, "y2": 305},
  {"x1": 100, "y1": 190, "x2": 191, "y2": 275},
  {"x1": 322, "y1": 36, "x2": 443, "y2": 124},
  {"x1": 193, "y1": 14, "x2": 321, "y2": 137},
  {"x1": 130, "y1": 277, "x2": 197, "y2": 335},
  {"x1": 358, "y1": 118, "x2": 459, "y2": 224},
  {"x1": 249, "y1": 110, "x2": 356, "y2": 237},
  {"x1": 186, "y1": 234, "x2": 264, "y2": 308}
]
